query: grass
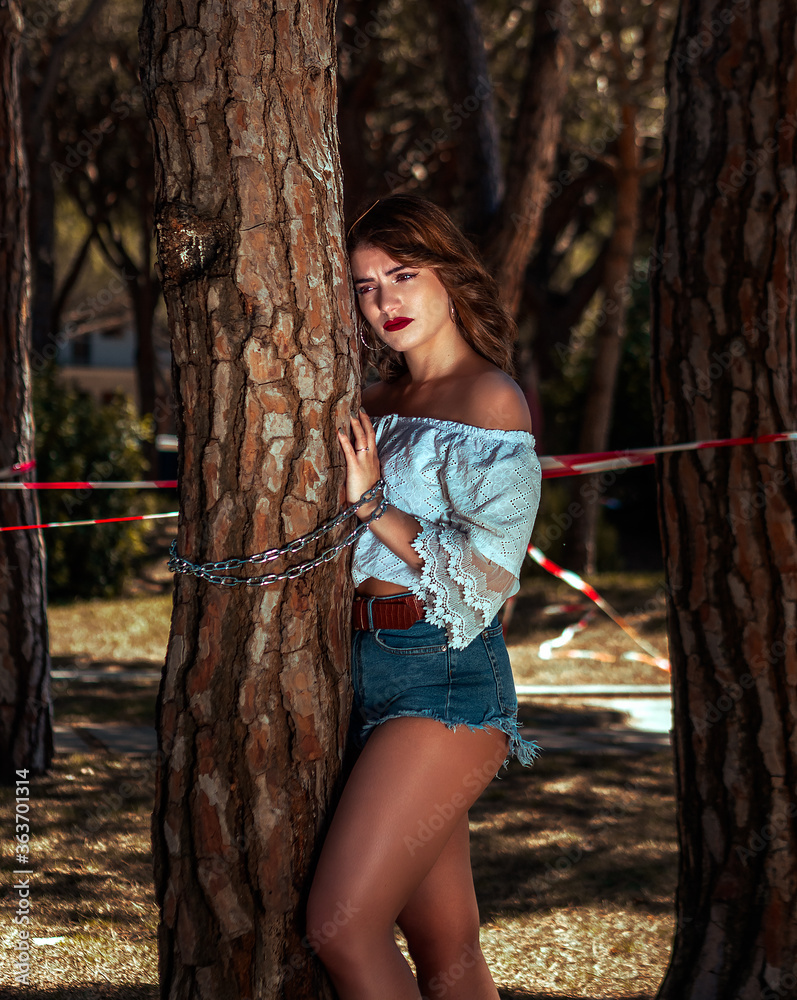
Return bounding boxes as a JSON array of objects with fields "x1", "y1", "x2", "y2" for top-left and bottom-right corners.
[
  {"x1": 48, "y1": 593, "x2": 170, "y2": 727},
  {"x1": 48, "y1": 594, "x2": 172, "y2": 665},
  {"x1": 0, "y1": 568, "x2": 677, "y2": 997}
]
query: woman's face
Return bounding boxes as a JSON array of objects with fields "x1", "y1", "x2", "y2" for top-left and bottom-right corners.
[{"x1": 350, "y1": 244, "x2": 456, "y2": 356}]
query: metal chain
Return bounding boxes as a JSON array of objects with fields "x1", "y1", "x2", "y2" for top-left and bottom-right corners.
[{"x1": 168, "y1": 480, "x2": 387, "y2": 587}]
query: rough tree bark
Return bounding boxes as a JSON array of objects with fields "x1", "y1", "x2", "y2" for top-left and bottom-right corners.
[
  {"x1": 651, "y1": 2, "x2": 797, "y2": 996},
  {"x1": 139, "y1": 0, "x2": 356, "y2": 996},
  {"x1": 0, "y1": 0, "x2": 53, "y2": 783}
]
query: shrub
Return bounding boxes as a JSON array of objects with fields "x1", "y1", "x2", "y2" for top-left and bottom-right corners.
[{"x1": 32, "y1": 365, "x2": 157, "y2": 599}]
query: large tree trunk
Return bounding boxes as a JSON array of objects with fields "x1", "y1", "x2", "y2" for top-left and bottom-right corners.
[
  {"x1": 651, "y1": 2, "x2": 797, "y2": 995},
  {"x1": 139, "y1": 0, "x2": 356, "y2": 996},
  {"x1": 0, "y1": 0, "x2": 53, "y2": 783}
]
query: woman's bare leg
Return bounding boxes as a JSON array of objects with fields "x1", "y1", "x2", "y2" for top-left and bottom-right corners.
[
  {"x1": 397, "y1": 815, "x2": 500, "y2": 1000},
  {"x1": 306, "y1": 717, "x2": 508, "y2": 1000}
]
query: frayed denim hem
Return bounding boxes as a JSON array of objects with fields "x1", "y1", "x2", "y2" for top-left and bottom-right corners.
[{"x1": 356, "y1": 709, "x2": 541, "y2": 774}]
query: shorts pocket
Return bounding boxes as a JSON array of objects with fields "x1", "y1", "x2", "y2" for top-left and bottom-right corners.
[
  {"x1": 373, "y1": 620, "x2": 448, "y2": 655},
  {"x1": 481, "y1": 622, "x2": 518, "y2": 715}
]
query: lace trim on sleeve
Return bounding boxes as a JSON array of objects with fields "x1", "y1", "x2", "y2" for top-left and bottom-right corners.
[{"x1": 409, "y1": 521, "x2": 515, "y2": 648}]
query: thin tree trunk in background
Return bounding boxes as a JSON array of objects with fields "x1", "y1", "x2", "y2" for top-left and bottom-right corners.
[
  {"x1": 87, "y1": 193, "x2": 162, "y2": 465},
  {"x1": 132, "y1": 267, "x2": 159, "y2": 472},
  {"x1": 134, "y1": 275, "x2": 157, "y2": 419},
  {"x1": 485, "y1": 0, "x2": 573, "y2": 318},
  {"x1": 139, "y1": 0, "x2": 355, "y2": 995},
  {"x1": 23, "y1": 0, "x2": 110, "y2": 359},
  {"x1": 569, "y1": 102, "x2": 641, "y2": 573},
  {"x1": 27, "y1": 137, "x2": 57, "y2": 360},
  {"x1": 94, "y1": 221, "x2": 159, "y2": 428},
  {"x1": 436, "y1": 0, "x2": 504, "y2": 237},
  {"x1": 336, "y1": 0, "x2": 382, "y2": 216},
  {"x1": 134, "y1": 172, "x2": 158, "y2": 431},
  {"x1": 651, "y1": 1, "x2": 797, "y2": 994},
  {"x1": 0, "y1": 0, "x2": 53, "y2": 783}
]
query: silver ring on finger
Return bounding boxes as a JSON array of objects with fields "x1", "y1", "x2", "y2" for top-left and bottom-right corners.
[{"x1": 355, "y1": 447, "x2": 369, "y2": 452}]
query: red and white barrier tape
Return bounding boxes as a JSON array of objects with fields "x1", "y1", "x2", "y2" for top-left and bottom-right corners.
[
  {"x1": 539, "y1": 609, "x2": 595, "y2": 659},
  {"x1": 541, "y1": 649, "x2": 666, "y2": 670},
  {"x1": 0, "y1": 511, "x2": 178, "y2": 533},
  {"x1": 540, "y1": 430, "x2": 797, "y2": 478},
  {"x1": 0, "y1": 479, "x2": 177, "y2": 490},
  {"x1": 542, "y1": 602, "x2": 589, "y2": 615},
  {"x1": 526, "y1": 545, "x2": 670, "y2": 671},
  {"x1": 0, "y1": 460, "x2": 36, "y2": 481},
  {"x1": 1, "y1": 431, "x2": 794, "y2": 489}
]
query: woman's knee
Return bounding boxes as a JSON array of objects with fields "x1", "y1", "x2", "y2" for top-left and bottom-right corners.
[
  {"x1": 305, "y1": 883, "x2": 374, "y2": 968},
  {"x1": 403, "y1": 908, "x2": 481, "y2": 971},
  {"x1": 418, "y1": 938, "x2": 489, "y2": 999}
]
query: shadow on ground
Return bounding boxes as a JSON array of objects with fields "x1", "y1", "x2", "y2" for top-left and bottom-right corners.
[
  {"x1": 0, "y1": 988, "x2": 653, "y2": 1000},
  {"x1": 469, "y1": 750, "x2": 677, "y2": 921},
  {"x1": 52, "y1": 657, "x2": 161, "y2": 727}
]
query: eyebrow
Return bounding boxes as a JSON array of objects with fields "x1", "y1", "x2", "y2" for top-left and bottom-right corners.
[{"x1": 353, "y1": 264, "x2": 412, "y2": 285}]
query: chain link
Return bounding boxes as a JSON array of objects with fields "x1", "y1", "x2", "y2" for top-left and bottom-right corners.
[{"x1": 168, "y1": 480, "x2": 387, "y2": 587}]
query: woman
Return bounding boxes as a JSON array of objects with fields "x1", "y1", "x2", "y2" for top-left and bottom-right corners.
[{"x1": 306, "y1": 195, "x2": 542, "y2": 999}]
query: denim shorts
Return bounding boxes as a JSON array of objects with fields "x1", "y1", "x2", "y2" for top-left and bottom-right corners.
[{"x1": 349, "y1": 600, "x2": 540, "y2": 769}]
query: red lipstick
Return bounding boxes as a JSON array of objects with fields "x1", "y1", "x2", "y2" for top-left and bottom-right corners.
[{"x1": 383, "y1": 317, "x2": 413, "y2": 332}]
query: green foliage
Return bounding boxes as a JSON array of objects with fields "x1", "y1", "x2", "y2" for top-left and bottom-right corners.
[{"x1": 32, "y1": 365, "x2": 156, "y2": 600}]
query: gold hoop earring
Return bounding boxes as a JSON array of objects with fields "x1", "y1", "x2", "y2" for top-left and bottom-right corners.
[{"x1": 359, "y1": 322, "x2": 381, "y2": 353}]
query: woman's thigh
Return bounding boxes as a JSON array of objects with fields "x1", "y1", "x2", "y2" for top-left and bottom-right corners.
[
  {"x1": 396, "y1": 812, "x2": 480, "y2": 949},
  {"x1": 307, "y1": 717, "x2": 509, "y2": 935}
]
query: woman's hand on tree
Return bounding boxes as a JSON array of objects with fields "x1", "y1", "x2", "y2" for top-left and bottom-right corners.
[{"x1": 337, "y1": 408, "x2": 383, "y2": 517}]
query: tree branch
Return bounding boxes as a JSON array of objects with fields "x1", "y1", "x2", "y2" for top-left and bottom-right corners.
[{"x1": 52, "y1": 221, "x2": 98, "y2": 325}]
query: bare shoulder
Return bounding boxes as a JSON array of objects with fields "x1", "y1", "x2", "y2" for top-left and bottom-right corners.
[{"x1": 461, "y1": 369, "x2": 532, "y2": 433}]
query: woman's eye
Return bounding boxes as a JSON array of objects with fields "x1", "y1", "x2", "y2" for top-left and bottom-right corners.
[{"x1": 396, "y1": 272, "x2": 416, "y2": 282}]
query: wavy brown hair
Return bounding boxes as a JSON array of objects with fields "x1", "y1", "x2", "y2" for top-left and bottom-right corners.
[{"x1": 346, "y1": 195, "x2": 517, "y2": 382}]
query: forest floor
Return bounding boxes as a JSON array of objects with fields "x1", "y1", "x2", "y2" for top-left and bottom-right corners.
[{"x1": 0, "y1": 542, "x2": 676, "y2": 998}]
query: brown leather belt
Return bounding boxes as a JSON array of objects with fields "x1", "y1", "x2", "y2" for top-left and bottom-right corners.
[{"x1": 353, "y1": 593, "x2": 426, "y2": 631}]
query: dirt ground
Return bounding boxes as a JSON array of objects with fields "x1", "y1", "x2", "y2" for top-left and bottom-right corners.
[{"x1": 1, "y1": 563, "x2": 677, "y2": 998}]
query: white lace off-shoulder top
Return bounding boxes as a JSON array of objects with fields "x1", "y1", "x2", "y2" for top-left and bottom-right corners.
[{"x1": 351, "y1": 414, "x2": 542, "y2": 648}]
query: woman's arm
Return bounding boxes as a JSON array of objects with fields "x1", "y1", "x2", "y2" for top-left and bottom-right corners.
[
  {"x1": 354, "y1": 497, "x2": 424, "y2": 572},
  {"x1": 337, "y1": 408, "x2": 424, "y2": 572}
]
